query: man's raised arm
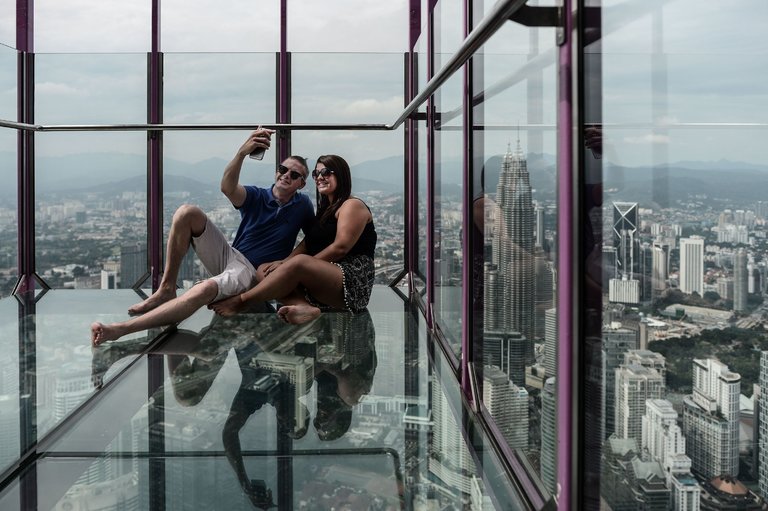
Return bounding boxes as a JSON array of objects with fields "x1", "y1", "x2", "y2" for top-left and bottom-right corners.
[{"x1": 221, "y1": 128, "x2": 274, "y2": 208}]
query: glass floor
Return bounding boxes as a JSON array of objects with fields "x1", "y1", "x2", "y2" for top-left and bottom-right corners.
[{"x1": 0, "y1": 286, "x2": 526, "y2": 510}]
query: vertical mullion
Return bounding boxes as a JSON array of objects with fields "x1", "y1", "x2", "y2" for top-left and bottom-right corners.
[
  {"x1": 425, "y1": 0, "x2": 436, "y2": 328},
  {"x1": 460, "y1": 0, "x2": 473, "y2": 400},
  {"x1": 557, "y1": 0, "x2": 576, "y2": 509}
]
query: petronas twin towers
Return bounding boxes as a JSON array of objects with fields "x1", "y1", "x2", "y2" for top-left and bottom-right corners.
[{"x1": 486, "y1": 141, "x2": 535, "y2": 358}]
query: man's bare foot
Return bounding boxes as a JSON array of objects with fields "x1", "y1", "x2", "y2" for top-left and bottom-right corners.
[
  {"x1": 128, "y1": 288, "x2": 177, "y2": 315},
  {"x1": 276, "y1": 304, "x2": 321, "y2": 325},
  {"x1": 91, "y1": 322, "x2": 125, "y2": 346},
  {"x1": 208, "y1": 294, "x2": 246, "y2": 317}
]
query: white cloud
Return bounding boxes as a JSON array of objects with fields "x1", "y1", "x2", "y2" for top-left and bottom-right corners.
[
  {"x1": 623, "y1": 133, "x2": 671, "y2": 145},
  {"x1": 35, "y1": 81, "x2": 80, "y2": 96}
]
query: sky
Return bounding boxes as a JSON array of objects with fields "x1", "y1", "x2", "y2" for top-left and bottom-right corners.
[{"x1": 0, "y1": 0, "x2": 767, "y2": 170}]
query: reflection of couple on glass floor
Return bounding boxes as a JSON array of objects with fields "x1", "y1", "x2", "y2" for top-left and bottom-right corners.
[{"x1": 91, "y1": 309, "x2": 376, "y2": 510}]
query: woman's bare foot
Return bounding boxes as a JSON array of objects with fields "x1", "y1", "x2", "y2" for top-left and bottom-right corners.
[
  {"x1": 128, "y1": 287, "x2": 177, "y2": 315},
  {"x1": 91, "y1": 322, "x2": 125, "y2": 346},
  {"x1": 276, "y1": 304, "x2": 321, "y2": 325}
]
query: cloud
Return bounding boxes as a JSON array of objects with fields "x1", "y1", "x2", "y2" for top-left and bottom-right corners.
[
  {"x1": 35, "y1": 81, "x2": 80, "y2": 96},
  {"x1": 623, "y1": 133, "x2": 671, "y2": 145}
]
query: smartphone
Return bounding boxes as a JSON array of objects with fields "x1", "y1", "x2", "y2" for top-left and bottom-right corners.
[{"x1": 249, "y1": 148, "x2": 266, "y2": 160}]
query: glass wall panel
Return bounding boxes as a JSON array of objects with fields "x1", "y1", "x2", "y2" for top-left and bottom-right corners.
[
  {"x1": 162, "y1": 0, "x2": 279, "y2": 53},
  {"x1": 288, "y1": 0, "x2": 408, "y2": 53},
  {"x1": 292, "y1": 53, "x2": 403, "y2": 126},
  {"x1": 415, "y1": 119, "x2": 427, "y2": 293},
  {"x1": 35, "y1": 54, "x2": 146, "y2": 124},
  {"x1": 0, "y1": 297, "x2": 19, "y2": 475},
  {"x1": 0, "y1": 1, "x2": 13, "y2": 49},
  {"x1": 35, "y1": 132, "x2": 147, "y2": 289},
  {"x1": 34, "y1": 0, "x2": 150, "y2": 53},
  {"x1": 164, "y1": 53, "x2": 276, "y2": 126},
  {"x1": 587, "y1": 1, "x2": 768, "y2": 508},
  {"x1": 432, "y1": 69, "x2": 463, "y2": 358},
  {"x1": 471, "y1": 18, "x2": 558, "y2": 497},
  {"x1": 0, "y1": 128, "x2": 16, "y2": 298},
  {"x1": 431, "y1": 0, "x2": 464, "y2": 359},
  {"x1": 0, "y1": 43, "x2": 15, "y2": 120},
  {"x1": 163, "y1": 53, "x2": 276, "y2": 287}
]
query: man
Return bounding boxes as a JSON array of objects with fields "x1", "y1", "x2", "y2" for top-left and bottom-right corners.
[{"x1": 91, "y1": 128, "x2": 314, "y2": 344}]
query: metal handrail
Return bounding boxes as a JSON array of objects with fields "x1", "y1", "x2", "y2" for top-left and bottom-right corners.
[{"x1": 0, "y1": 0, "x2": 529, "y2": 134}]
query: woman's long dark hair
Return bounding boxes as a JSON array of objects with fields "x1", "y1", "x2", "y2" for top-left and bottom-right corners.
[{"x1": 314, "y1": 154, "x2": 351, "y2": 223}]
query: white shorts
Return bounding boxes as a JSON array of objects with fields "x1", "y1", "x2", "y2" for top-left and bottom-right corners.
[{"x1": 191, "y1": 218, "x2": 258, "y2": 302}]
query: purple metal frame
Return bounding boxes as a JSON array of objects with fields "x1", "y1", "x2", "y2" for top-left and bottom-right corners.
[
  {"x1": 278, "y1": 0, "x2": 290, "y2": 162},
  {"x1": 148, "y1": 0, "x2": 162, "y2": 291},
  {"x1": 406, "y1": 0, "x2": 420, "y2": 290},
  {"x1": 15, "y1": 0, "x2": 35, "y2": 295},
  {"x1": 557, "y1": 0, "x2": 575, "y2": 508},
  {"x1": 460, "y1": 0, "x2": 472, "y2": 398},
  {"x1": 425, "y1": 0, "x2": 437, "y2": 328}
]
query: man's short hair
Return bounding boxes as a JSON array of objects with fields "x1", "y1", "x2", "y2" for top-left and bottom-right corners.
[{"x1": 289, "y1": 155, "x2": 309, "y2": 178}]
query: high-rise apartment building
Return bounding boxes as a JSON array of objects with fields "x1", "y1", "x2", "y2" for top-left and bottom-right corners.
[
  {"x1": 483, "y1": 366, "x2": 528, "y2": 450},
  {"x1": 642, "y1": 400, "x2": 701, "y2": 510},
  {"x1": 679, "y1": 237, "x2": 704, "y2": 295},
  {"x1": 540, "y1": 378, "x2": 556, "y2": 496},
  {"x1": 682, "y1": 358, "x2": 740, "y2": 479},
  {"x1": 602, "y1": 325, "x2": 639, "y2": 439},
  {"x1": 758, "y1": 352, "x2": 768, "y2": 499},
  {"x1": 615, "y1": 364, "x2": 664, "y2": 442},
  {"x1": 651, "y1": 241, "x2": 670, "y2": 297},
  {"x1": 734, "y1": 248, "x2": 748, "y2": 313},
  {"x1": 120, "y1": 242, "x2": 147, "y2": 289},
  {"x1": 543, "y1": 308, "x2": 557, "y2": 379}
]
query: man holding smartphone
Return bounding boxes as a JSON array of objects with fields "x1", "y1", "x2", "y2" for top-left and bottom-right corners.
[{"x1": 91, "y1": 128, "x2": 315, "y2": 344}]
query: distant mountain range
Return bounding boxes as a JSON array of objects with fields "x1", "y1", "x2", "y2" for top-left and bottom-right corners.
[{"x1": 1, "y1": 151, "x2": 767, "y2": 205}]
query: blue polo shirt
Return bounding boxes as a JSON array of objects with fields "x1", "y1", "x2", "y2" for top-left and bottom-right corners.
[{"x1": 232, "y1": 185, "x2": 315, "y2": 267}]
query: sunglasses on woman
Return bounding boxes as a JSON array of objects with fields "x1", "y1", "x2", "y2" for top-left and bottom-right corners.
[
  {"x1": 277, "y1": 164, "x2": 305, "y2": 181},
  {"x1": 311, "y1": 167, "x2": 335, "y2": 179}
]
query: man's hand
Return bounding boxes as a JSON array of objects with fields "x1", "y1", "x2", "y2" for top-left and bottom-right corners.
[
  {"x1": 263, "y1": 260, "x2": 283, "y2": 277},
  {"x1": 239, "y1": 127, "x2": 275, "y2": 158}
]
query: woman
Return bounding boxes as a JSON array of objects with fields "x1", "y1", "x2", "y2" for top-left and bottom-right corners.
[{"x1": 211, "y1": 154, "x2": 377, "y2": 324}]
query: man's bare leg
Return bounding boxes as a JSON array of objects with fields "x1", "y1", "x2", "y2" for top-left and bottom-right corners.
[
  {"x1": 129, "y1": 205, "x2": 208, "y2": 315},
  {"x1": 93, "y1": 279, "x2": 219, "y2": 345}
]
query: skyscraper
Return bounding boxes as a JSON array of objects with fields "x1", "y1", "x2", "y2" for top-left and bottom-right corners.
[
  {"x1": 543, "y1": 308, "x2": 557, "y2": 379},
  {"x1": 603, "y1": 325, "x2": 639, "y2": 438},
  {"x1": 491, "y1": 141, "x2": 535, "y2": 348},
  {"x1": 483, "y1": 366, "x2": 528, "y2": 450},
  {"x1": 612, "y1": 202, "x2": 639, "y2": 278},
  {"x1": 758, "y1": 352, "x2": 768, "y2": 499},
  {"x1": 534, "y1": 248, "x2": 554, "y2": 339},
  {"x1": 120, "y1": 242, "x2": 147, "y2": 289},
  {"x1": 651, "y1": 241, "x2": 670, "y2": 297},
  {"x1": 682, "y1": 358, "x2": 740, "y2": 479},
  {"x1": 540, "y1": 378, "x2": 556, "y2": 496},
  {"x1": 734, "y1": 248, "x2": 748, "y2": 313},
  {"x1": 641, "y1": 399, "x2": 701, "y2": 511},
  {"x1": 679, "y1": 237, "x2": 704, "y2": 295}
]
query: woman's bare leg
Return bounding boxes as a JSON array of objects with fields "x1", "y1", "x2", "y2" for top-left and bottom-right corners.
[
  {"x1": 128, "y1": 205, "x2": 208, "y2": 315},
  {"x1": 210, "y1": 255, "x2": 344, "y2": 316}
]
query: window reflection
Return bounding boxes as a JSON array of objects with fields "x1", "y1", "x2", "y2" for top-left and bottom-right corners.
[{"x1": 590, "y1": 1, "x2": 768, "y2": 508}]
